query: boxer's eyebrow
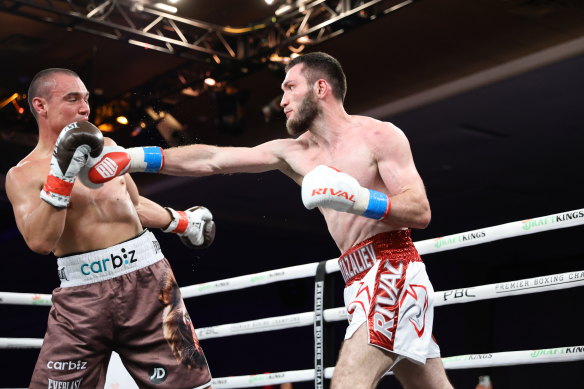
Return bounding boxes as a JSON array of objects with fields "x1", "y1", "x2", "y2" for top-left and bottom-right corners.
[
  {"x1": 281, "y1": 80, "x2": 294, "y2": 91},
  {"x1": 64, "y1": 92, "x2": 90, "y2": 101}
]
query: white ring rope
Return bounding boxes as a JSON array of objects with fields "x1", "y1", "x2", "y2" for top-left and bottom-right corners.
[
  {"x1": 191, "y1": 269, "x2": 584, "y2": 340},
  {"x1": 414, "y1": 208, "x2": 584, "y2": 255},
  {"x1": 1, "y1": 208, "x2": 583, "y2": 387},
  {"x1": 2, "y1": 208, "x2": 583, "y2": 306},
  {"x1": 0, "y1": 337, "x2": 43, "y2": 349},
  {"x1": 1, "y1": 269, "x2": 582, "y2": 344},
  {"x1": 0, "y1": 338, "x2": 581, "y2": 388},
  {"x1": 211, "y1": 345, "x2": 584, "y2": 388}
]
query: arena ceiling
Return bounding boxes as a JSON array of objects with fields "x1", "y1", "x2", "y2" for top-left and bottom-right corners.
[
  {"x1": 1, "y1": 0, "x2": 583, "y2": 235},
  {"x1": 1, "y1": 1, "x2": 584, "y2": 387}
]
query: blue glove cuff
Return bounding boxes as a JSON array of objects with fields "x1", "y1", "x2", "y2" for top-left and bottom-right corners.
[
  {"x1": 142, "y1": 147, "x2": 163, "y2": 173},
  {"x1": 362, "y1": 189, "x2": 389, "y2": 220}
]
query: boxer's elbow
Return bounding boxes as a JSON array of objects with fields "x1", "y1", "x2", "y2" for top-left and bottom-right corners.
[
  {"x1": 26, "y1": 238, "x2": 53, "y2": 255},
  {"x1": 412, "y1": 202, "x2": 431, "y2": 229}
]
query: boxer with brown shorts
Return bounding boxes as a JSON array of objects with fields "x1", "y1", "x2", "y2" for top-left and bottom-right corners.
[
  {"x1": 32, "y1": 231, "x2": 211, "y2": 387},
  {"x1": 6, "y1": 68, "x2": 215, "y2": 388}
]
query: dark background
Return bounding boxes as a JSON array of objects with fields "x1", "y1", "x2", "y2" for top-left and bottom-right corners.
[{"x1": 1, "y1": 0, "x2": 584, "y2": 388}]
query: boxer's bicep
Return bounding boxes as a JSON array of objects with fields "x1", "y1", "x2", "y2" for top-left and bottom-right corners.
[
  {"x1": 371, "y1": 123, "x2": 430, "y2": 229},
  {"x1": 217, "y1": 143, "x2": 284, "y2": 173},
  {"x1": 373, "y1": 124, "x2": 423, "y2": 196},
  {"x1": 5, "y1": 166, "x2": 38, "y2": 231},
  {"x1": 6, "y1": 164, "x2": 65, "y2": 252}
]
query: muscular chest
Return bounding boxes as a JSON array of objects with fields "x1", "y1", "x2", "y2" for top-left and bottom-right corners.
[
  {"x1": 295, "y1": 140, "x2": 376, "y2": 185},
  {"x1": 69, "y1": 176, "x2": 130, "y2": 210}
]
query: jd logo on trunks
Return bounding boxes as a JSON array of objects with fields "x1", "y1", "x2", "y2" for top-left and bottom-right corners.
[
  {"x1": 149, "y1": 365, "x2": 168, "y2": 384},
  {"x1": 80, "y1": 247, "x2": 138, "y2": 276}
]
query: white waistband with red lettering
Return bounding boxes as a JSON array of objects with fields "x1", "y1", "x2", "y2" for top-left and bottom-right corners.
[{"x1": 57, "y1": 230, "x2": 164, "y2": 287}]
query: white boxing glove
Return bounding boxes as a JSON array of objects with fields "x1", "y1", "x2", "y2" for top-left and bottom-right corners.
[
  {"x1": 163, "y1": 206, "x2": 216, "y2": 249},
  {"x1": 301, "y1": 165, "x2": 391, "y2": 220}
]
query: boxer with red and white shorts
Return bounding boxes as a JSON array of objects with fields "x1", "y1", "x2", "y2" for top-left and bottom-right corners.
[
  {"x1": 340, "y1": 229, "x2": 440, "y2": 370},
  {"x1": 29, "y1": 230, "x2": 212, "y2": 388}
]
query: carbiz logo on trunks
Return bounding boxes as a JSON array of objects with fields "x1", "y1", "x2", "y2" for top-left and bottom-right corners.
[
  {"x1": 47, "y1": 360, "x2": 87, "y2": 371},
  {"x1": 80, "y1": 247, "x2": 138, "y2": 276},
  {"x1": 47, "y1": 377, "x2": 83, "y2": 389}
]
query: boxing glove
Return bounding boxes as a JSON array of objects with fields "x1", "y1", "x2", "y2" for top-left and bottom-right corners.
[
  {"x1": 301, "y1": 165, "x2": 391, "y2": 220},
  {"x1": 163, "y1": 206, "x2": 216, "y2": 249},
  {"x1": 82, "y1": 145, "x2": 164, "y2": 187},
  {"x1": 40, "y1": 121, "x2": 103, "y2": 208}
]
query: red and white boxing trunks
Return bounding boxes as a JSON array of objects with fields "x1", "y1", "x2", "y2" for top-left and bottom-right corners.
[
  {"x1": 341, "y1": 229, "x2": 440, "y2": 367},
  {"x1": 29, "y1": 230, "x2": 212, "y2": 389}
]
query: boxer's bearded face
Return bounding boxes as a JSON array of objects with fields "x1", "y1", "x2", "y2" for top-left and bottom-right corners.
[{"x1": 286, "y1": 88, "x2": 319, "y2": 136}]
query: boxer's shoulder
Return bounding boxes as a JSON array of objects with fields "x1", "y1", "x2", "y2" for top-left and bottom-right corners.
[{"x1": 9, "y1": 152, "x2": 49, "y2": 182}]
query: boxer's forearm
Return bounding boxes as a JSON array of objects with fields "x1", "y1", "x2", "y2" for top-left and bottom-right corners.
[
  {"x1": 161, "y1": 144, "x2": 277, "y2": 176},
  {"x1": 160, "y1": 144, "x2": 221, "y2": 176},
  {"x1": 381, "y1": 187, "x2": 431, "y2": 230},
  {"x1": 21, "y1": 201, "x2": 68, "y2": 254},
  {"x1": 134, "y1": 195, "x2": 172, "y2": 229}
]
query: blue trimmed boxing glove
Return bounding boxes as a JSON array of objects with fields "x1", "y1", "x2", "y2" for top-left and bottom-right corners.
[
  {"x1": 301, "y1": 165, "x2": 391, "y2": 220},
  {"x1": 80, "y1": 145, "x2": 164, "y2": 188}
]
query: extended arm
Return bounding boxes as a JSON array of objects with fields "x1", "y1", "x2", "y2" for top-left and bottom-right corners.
[
  {"x1": 84, "y1": 139, "x2": 294, "y2": 184},
  {"x1": 162, "y1": 142, "x2": 286, "y2": 176}
]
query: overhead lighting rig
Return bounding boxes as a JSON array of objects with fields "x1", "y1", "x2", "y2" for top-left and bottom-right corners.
[
  {"x1": 0, "y1": 0, "x2": 416, "y2": 63},
  {"x1": 0, "y1": 0, "x2": 416, "y2": 135}
]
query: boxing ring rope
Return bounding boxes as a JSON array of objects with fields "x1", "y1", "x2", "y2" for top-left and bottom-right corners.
[{"x1": 1, "y1": 208, "x2": 584, "y2": 387}]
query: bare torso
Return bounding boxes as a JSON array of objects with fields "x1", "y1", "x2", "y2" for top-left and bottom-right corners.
[
  {"x1": 9, "y1": 144, "x2": 142, "y2": 257},
  {"x1": 281, "y1": 116, "x2": 407, "y2": 252}
]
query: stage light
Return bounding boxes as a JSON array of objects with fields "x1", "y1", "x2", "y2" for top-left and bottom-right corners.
[
  {"x1": 154, "y1": 3, "x2": 177, "y2": 13},
  {"x1": 98, "y1": 123, "x2": 115, "y2": 132},
  {"x1": 116, "y1": 116, "x2": 129, "y2": 125},
  {"x1": 275, "y1": 4, "x2": 291, "y2": 15}
]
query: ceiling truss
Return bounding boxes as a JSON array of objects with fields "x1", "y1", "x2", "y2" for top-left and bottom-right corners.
[
  {"x1": 0, "y1": 0, "x2": 416, "y2": 62},
  {"x1": 0, "y1": 0, "x2": 416, "y2": 128}
]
